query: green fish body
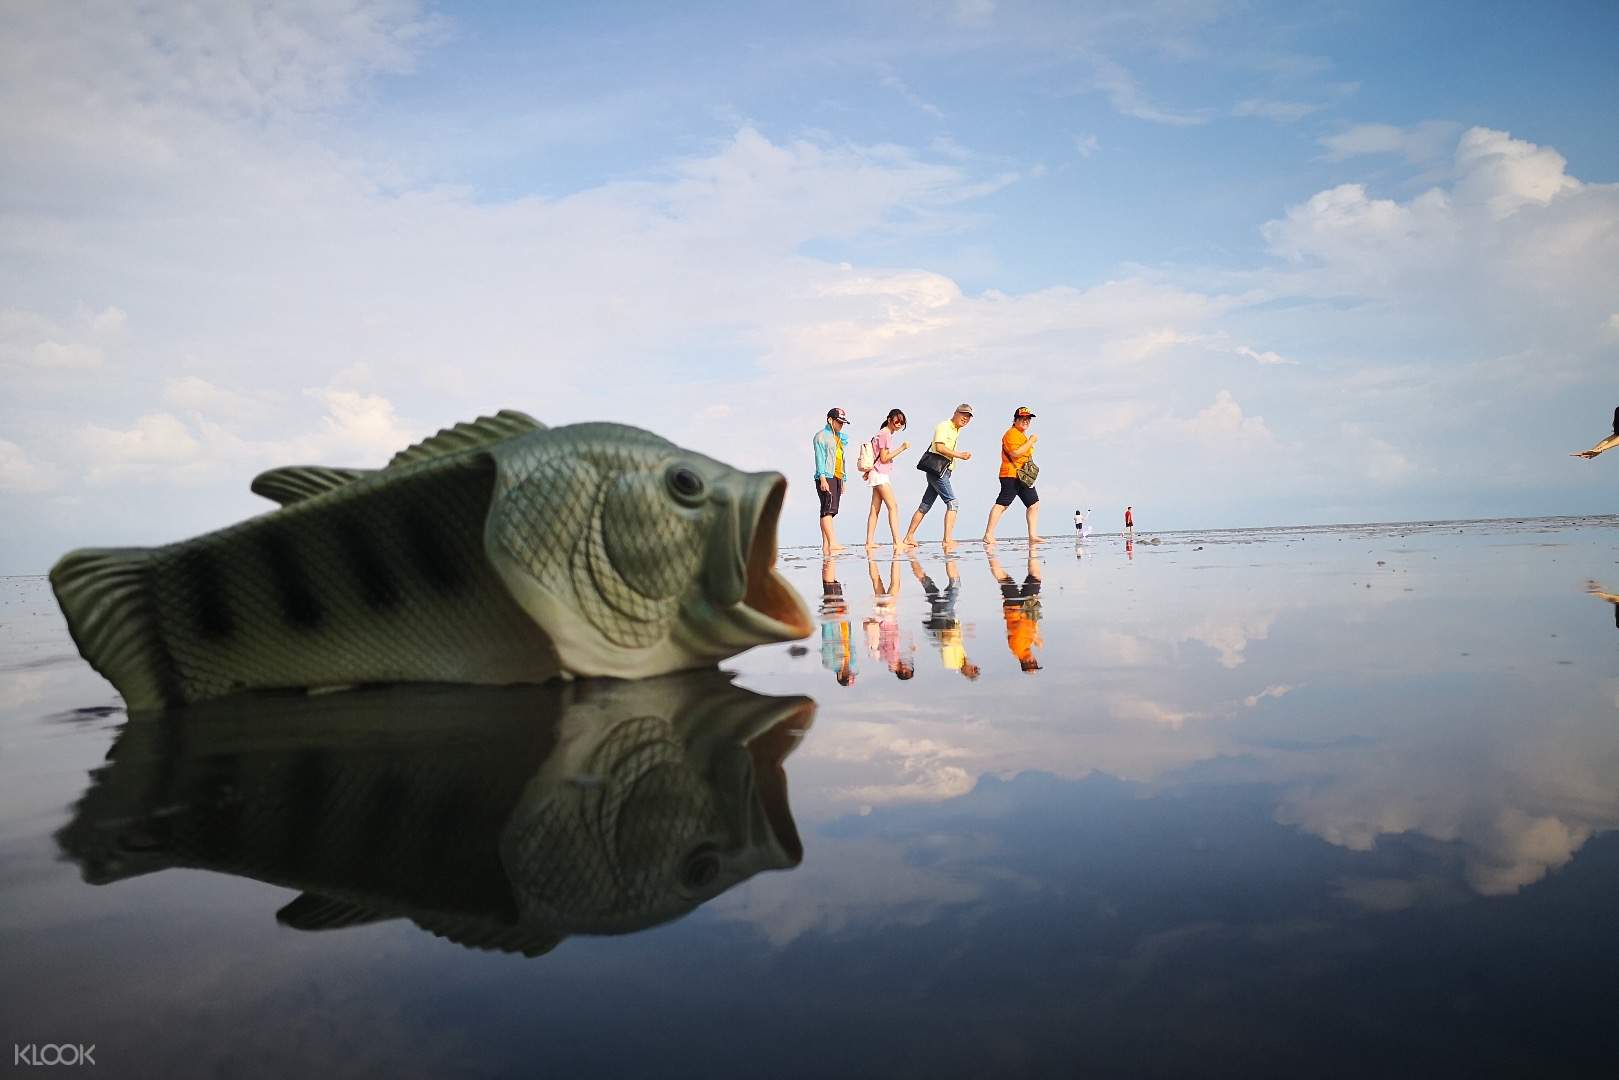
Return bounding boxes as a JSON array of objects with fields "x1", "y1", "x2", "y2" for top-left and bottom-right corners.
[
  {"x1": 56, "y1": 671, "x2": 813, "y2": 957},
  {"x1": 50, "y1": 411, "x2": 813, "y2": 710}
]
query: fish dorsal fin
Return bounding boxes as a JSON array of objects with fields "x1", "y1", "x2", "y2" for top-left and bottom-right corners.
[
  {"x1": 276, "y1": 892, "x2": 394, "y2": 931},
  {"x1": 387, "y1": 410, "x2": 545, "y2": 470},
  {"x1": 251, "y1": 466, "x2": 372, "y2": 505}
]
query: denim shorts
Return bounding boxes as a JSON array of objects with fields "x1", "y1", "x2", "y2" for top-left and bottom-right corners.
[{"x1": 917, "y1": 469, "x2": 958, "y2": 514}]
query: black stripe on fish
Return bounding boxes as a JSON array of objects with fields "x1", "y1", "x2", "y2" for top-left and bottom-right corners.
[
  {"x1": 403, "y1": 511, "x2": 464, "y2": 592},
  {"x1": 259, "y1": 530, "x2": 323, "y2": 630},
  {"x1": 282, "y1": 749, "x2": 328, "y2": 875},
  {"x1": 178, "y1": 548, "x2": 234, "y2": 640},
  {"x1": 192, "y1": 755, "x2": 245, "y2": 865},
  {"x1": 355, "y1": 770, "x2": 407, "y2": 889},
  {"x1": 336, "y1": 517, "x2": 401, "y2": 611}
]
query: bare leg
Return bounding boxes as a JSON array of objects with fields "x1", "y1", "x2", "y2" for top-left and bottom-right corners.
[
  {"x1": 820, "y1": 515, "x2": 836, "y2": 555},
  {"x1": 982, "y1": 503, "x2": 1007, "y2": 544},
  {"x1": 1026, "y1": 502, "x2": 1043, "y2": 543},
  {"x1": 865, "y1": 487, "x2": 881, "y2": 549},
  {"x1": 903, "y1": 509, "x2": 925, "y2": 549},
  {"x1": 880, "y1": 485, "x2": 902, "y2": 546},
  {"x1": 941, "y1": 507, "x2": 959, "y2": 550}
]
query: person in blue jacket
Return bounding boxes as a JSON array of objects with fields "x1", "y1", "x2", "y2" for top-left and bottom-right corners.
[{"x1": 814, "y1": 407, "x2": 851, "y2": 555}]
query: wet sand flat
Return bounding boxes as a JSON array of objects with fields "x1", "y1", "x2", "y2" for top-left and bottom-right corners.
[{"x1": 3, "y1": 517, "x2": 1618, "y2": 1077}]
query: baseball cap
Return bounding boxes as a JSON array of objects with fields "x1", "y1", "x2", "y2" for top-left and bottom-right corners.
[
  {"x1": 1013, "y1": 406, "x2": 1036, "y2": 419},
  {"x1": 955, "y1": 403, "x2": 974, "y2": 416},
  {"x1": 827, "y1": 407, "x2": 849, "y2": 423}
]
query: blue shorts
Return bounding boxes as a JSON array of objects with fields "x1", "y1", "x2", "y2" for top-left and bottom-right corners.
[{"x1": 917, "y1": 470, "x2": 958, "y2": 514}]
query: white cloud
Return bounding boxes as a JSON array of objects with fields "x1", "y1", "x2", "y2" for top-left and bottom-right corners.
[
  {"x1": 1233, "y1": 98, "x2": 1324, "y2": 122},
  {"x1": 30, "y1": 341, "x2": 103, "y2": 369},
  {"x1": 1152, "y1": 390, "x2": 1275, "y2": 449},
  {"x1": 1092, "y1": 57, "x2": 1210, "y2": 126},
  {"x1": 1452, "y1": 126, "x2": 1581, "y2": 219},
  {"x1": 0, "y1": 439, "x2": 60, "y2": 493},
  {"x1": 1075, "y1": 133, "x2": 1100, "y2": 157},
  {"x1": 880, "y1": 72, "x2": 946, "y2": 121},
  {"x1": 164, "y1": 376, "x2": 260, "y2": 418},
  {"x1": 302, "y1": 387, "x2": 415, "y2": 460},
  {"x1": 1318, "y1": 120, "x2": 1458, "y2": 163},
  {"x1": 1234, "y1": 344, "x2": 1294, "y2": 366}
]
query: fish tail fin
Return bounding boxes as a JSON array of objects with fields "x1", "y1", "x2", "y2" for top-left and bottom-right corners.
[{"x1": 49, "y1": 547, "x2": 175, "y2": 711}]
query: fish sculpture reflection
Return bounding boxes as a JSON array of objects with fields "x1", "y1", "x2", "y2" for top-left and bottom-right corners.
[
  {"x1": 50, "y1": 411, "x2": 814, "y2": 710},
  {"x1": 55, "y1": 671, "x2": 813, "y2": 956}
]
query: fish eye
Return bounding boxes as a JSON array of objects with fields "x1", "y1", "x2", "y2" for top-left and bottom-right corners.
[
  {"x1": 681, "y1": 846, "x2": 721, "y2": 890},
  {"x1": 667, "y1": 465, "x2": 705, "y2": 505}
]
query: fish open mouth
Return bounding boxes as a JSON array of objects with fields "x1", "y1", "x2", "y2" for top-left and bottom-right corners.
[
  {"x1": 746, "y1": 700, "x2": 813, "y2": 865},
  {"x1": 735, "y1": 477, "x2": 813, "y2": 642}
]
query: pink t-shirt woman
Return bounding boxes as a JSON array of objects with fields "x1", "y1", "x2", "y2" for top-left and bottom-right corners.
[{"x1": 868, "y1": 429, "x2": 893, "y2": 478}]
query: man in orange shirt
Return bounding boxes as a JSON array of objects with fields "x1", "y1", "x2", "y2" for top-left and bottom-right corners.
[
  {"x1": 988, "y1": 550, "x2": 1043, "y2": 672},
  {"x1": 982, "y1": 406, "x2": 1042, "y2": 545}
]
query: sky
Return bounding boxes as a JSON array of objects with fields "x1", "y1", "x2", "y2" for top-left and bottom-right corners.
[{"x1": 2, "y1": 0, "x2": 1617, "y2": 573}]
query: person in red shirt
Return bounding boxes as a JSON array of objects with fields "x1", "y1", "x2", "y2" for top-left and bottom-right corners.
[{"x1": 1125, "y1": 505, "x2": 1134, "y2": 535}]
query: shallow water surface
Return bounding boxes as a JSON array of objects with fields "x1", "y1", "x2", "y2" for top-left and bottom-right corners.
[{"x1": 3, "y1": 518, "x2": 1619, "y2": 1077}]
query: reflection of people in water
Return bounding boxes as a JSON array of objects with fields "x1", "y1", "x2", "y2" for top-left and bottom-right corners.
[
  {"x1": 864, "y1": 559, "x2": 915, "y2": 680},
  {"x1": 1588, "y1": 580, "x2": 1619, "y2": 630},
  {"x1": 1125, "y1": 536, "x2": 1134, "y2": 560},
  {"x1": 1570, "y1": 407, "x2": 1619, "y2": 459},
  {"x1": 988, "y1": 551, "x2": 1043, "y2": 672},
  {"x1": 911, "y1": 557, "x2": 981, "y2": 680},
  {"x1": 820, "y1": 559, "x2": 856, "y2": 685}
]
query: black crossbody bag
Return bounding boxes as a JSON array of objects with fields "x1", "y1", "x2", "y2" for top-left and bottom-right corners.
[{"x1": 917, "y1": 450, "x2": 950, "y2": 476}]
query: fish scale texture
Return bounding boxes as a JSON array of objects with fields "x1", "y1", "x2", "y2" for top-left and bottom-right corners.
[
  {"x1": 495, "y1": 436, "x2": 704, "y2": 650},
  {"x1": 505, "y1": 715, "x2": 720, "y2": 928},
  {"x1": 149, "y1": 458, "x2": 550, "y2": 700}
]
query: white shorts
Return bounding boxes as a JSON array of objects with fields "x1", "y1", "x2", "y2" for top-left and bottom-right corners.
[{"x1": 867, "y1": 472, "x2": 891, "y2": 487}]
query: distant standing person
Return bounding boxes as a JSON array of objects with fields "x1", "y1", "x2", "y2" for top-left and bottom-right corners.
[
  {"x1": 1571, "y1": 406, "x2": 1619, "y2": 459},
  {"x1": 902, "y1": 404, "x2": 974, "y2": 551},
  {"x1": 814, "y1": 407, "x2": 851, "y2": 555},
  {"x1": 982, "y1": 406, "x2": 1043, "y2": 546},
  {"x1": 1125, "y1": 505, "x2": 1134, "y2": 536},
  {"x1": 862, "y1": 409, "x2": 913, "y2": 550}
]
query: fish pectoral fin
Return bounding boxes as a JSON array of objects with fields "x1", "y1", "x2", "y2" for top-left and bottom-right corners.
[
  {"x1": 410, "y1": 915, "x2": 564, "y2": 958},
  {"x1": 387, "y1": 410, "x2": 545, "y2": 469},
  {"x1": 275, "y1": 892, "x2": 396, "y2": 931},
  {"x1": 250, "y1": 465, "x2": 373, "y2": 505}
]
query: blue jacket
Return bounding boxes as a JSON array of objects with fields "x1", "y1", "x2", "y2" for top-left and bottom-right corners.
[{"x1": 813, "y1": 425, "x2": 848, "y2": 480}]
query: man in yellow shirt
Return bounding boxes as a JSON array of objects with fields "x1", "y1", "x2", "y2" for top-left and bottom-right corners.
[
  {"x1": 901, "y1": 404, "x2": 974, "y2": 551},
  {"x1": 982, "y1": 406, "x2": 1042, "y2": 545}
]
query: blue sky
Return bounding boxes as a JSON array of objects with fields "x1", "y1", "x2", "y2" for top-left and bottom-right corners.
[{"x1": 2, "y1": 0, "x2": 1617, "y2": 572}]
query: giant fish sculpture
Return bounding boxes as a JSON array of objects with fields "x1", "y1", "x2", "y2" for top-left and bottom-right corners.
[
  {"x1": 56, "y1": 671, "x2": 813, "y2": 957},
  {"x1": 50, "y1": 411, "x2": 813, "y2": 710}
]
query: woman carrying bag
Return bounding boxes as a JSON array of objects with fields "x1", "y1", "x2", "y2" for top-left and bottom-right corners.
[
  {"x1": 982, "y1": 406, "x2": 1043, "y2": 545},
  {"x1": 861, "y1": 408, "x2": 913, "y2": 550}
]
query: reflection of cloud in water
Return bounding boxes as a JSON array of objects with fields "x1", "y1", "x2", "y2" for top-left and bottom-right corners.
[
  {"x1": 708, "y1": 835, "x2": 983, "y2": 947},
  {"x1": 801, "y1": 720, "x2": 975, "y2": 804},
  {"x1": 1110, "y1": 695, "x2": 1206, "y2": 730},
  {"x1": 0, "y1": 671, "x2": 48, "y2": 710},
  {"x1": 1272, "y1": 732, "x2": 1619, "y2": 898},
  {"x1": 1243, "y1": 684, "x2": 1294, "y2": 708},
  {"x1": 1183, "y1": 610, "x2": 1277, "y2": 668}
]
